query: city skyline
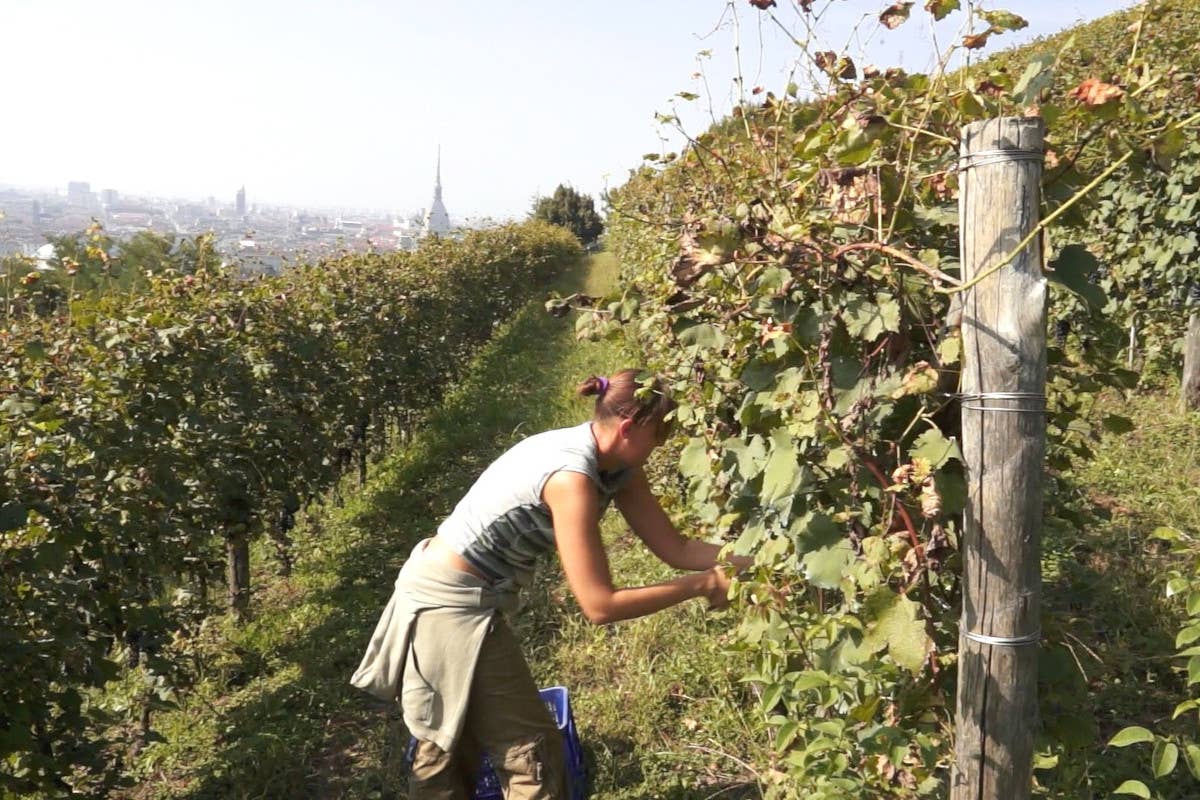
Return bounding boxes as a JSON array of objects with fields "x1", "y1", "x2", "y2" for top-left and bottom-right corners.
[{"x1": 3, "y1": 2, "x2": 1136, "y2": 217}]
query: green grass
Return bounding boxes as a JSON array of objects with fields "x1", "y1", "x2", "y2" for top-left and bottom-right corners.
[
  {"x1": 1036, "y1": 384, "x2": 1200, "y2": 798},
  {"x1": 120, "y1": 250, "x2": 762, "y2": 800}
]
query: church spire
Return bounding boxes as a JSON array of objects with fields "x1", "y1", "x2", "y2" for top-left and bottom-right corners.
[
  {"x1": 423, "y1": 146, "x2": 451, "y2": 237},
  {"x1": 434, "y1": 146, "x2": 442, "y2": 202}
]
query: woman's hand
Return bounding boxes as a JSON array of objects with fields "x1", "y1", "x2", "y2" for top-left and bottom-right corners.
[
  {"x1": 725, "y1": 553, "x2": 754, "y2": 573},
  {"x1": 702, "y1": 565, "x2": 732, "y2": 610}
]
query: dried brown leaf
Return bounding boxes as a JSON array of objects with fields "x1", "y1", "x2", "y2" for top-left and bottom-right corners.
[
  {"x1": 1068, "y1": 77, "x2": 1125, "y2": 106},
  {"x1": 962, "y1": 31, "x2": 990, "y2": 49}
]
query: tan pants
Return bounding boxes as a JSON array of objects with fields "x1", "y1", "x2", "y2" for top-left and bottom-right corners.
[{"x1": 409, "y1": 616, "x2": 567, "y2": 799}]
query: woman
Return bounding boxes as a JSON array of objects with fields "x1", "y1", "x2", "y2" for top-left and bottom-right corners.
[{"x1": 351, "y1": 369, "x2": 745, "y2": 799}]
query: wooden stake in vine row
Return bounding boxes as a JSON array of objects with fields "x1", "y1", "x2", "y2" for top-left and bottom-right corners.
[
  {"x1": 951, "y1": 117, "x2": 1046, "y2": 800},
  {"x1": 1182, "y1": 311, "x2": 1200, "y2": 412}
]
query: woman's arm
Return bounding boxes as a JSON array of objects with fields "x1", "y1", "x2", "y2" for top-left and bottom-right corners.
[
  {"x1": 614, "y1": 467, "x2": 750, "y2": 572},
  {"x1": 544, "y1": 470, "x2": 729, "y2": 625}
]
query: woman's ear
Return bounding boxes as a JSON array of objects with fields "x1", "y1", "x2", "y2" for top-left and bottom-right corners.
[{"x1": 616, "y1": 416, "x2": 635, "y2": 439}]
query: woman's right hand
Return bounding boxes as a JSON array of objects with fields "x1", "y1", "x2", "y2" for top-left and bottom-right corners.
[{"x1": 702, "y1": 565, "x2": 733, "y2": 610}]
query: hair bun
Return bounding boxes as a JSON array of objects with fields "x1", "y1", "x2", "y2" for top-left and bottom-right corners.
[{"x1": 577, "y1": 375, "x2": 607, "y2": 398}]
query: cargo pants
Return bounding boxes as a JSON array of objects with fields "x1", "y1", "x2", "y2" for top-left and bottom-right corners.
[{"x1": 409, "y1": 616, "x2": 567, "y2": 799}]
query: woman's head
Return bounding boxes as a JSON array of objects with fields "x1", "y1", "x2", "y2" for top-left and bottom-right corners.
[{"x1": 578, "y1": 370, "x2": 676, "y2": 464}]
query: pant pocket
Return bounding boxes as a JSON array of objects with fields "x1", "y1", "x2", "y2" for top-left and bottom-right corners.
[
  {"x1": 409, "y1": 740, "x2": 467, "y2": 799},
  {"x1": 492, "y1": 733, "x2": 564, "y2": 800}
]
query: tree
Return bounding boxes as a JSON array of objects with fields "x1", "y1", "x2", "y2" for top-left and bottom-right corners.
[{"x1": 530, "y1": 184, "x2": 604, "y2": 246}]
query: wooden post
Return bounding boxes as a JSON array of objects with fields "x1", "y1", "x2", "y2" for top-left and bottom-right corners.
[
  {"x1": 951, "y1": 117, "x2": 1046, "y2": 800},
  {"x1": 1128, "y1": 316, "x2": 1138, "y2": 370},
  {"x1": 1182, "y1": 312, "x2": 1200, "y2": 412},
  {"x1": 226, "y1": 525, "x2": 251, "y2": 622}
]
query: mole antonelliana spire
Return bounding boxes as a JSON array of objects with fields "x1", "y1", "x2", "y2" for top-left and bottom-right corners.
[{"x1": 422, "y1": 146, "x2": 451, "y2": 237}]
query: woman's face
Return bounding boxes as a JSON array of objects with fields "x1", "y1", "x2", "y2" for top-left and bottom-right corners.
[{"x1": 618, "y1": 415, "x2": 669, "y2": 467}]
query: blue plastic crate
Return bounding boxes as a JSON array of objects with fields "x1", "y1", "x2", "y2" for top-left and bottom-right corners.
[{"x1": 405, "y1": 685, "x2": 588, "y2": 800}]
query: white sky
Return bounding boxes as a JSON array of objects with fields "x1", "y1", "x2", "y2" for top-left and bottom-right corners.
[{"x1": 2, "y1": 1, "x2": 1137, "y2": 218}]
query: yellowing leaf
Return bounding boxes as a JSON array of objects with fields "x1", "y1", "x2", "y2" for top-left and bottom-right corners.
[
  {"x1": 892, "y1": 361, "x2": 939, "y2": 398},
  {"x1": 937, "y1": 332, "x2": 962, "y2": 366},
  {"x1": 978, "y1": 9, "x2": 1027, "y2": 31},
  {"x1": 924, "y1": 0, "x2": 959, "y2": 21}
]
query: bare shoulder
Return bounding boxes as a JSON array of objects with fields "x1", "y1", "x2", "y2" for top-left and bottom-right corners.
[{"x1": 542, "y1": 470, "x2": 599, "y2": 511}]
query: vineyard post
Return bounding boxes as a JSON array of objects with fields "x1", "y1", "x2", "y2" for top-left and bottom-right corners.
[
  {"x1": 225, "y1": 523, "x2": 251, "y2": 622},
  {"x1": 1127, "y1": 316, "x2": 1138, "y2": 370},
  {"x1": 1182, "y1": 311, "x2": 1200, "y2": 411},
  {"x1": 950, "y1": 117, "x2": 1046, "y2": 800}
]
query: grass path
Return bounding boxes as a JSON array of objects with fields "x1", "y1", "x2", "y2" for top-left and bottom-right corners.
[{"x1": 129, "y1": 251, "x2": 760, "y2": 800}]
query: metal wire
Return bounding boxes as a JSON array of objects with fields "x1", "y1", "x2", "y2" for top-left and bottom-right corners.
[
  {"x1": 961, "y1": 627, "x2": 1042, "y2": 647},
  {"x1": 954, "y1": 391, "x2": 1047, "y2": 414},
  {"x1": 958, "y1": 148, "x2": 1045, "y2": 172}
]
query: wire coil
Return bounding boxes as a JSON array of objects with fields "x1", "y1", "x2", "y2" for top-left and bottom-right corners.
[
  {"x1": 961, "y1": 626, "x2": 1042, "y2": 647},
  {"x1": 955, "y1": 391, "x2": 1046, "y2": 414},
  {"x1": 958, "y1": 148, "x2": 1045, "y2": 172}
]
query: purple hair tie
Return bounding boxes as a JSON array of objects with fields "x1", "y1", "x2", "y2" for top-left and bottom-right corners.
[{"x1": 596, "y1": 376, "x2": 609, "y2": 396}]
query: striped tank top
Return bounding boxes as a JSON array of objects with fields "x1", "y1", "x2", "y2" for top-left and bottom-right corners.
[{"x1": 437, "y1": 422, "x2": 630, "y2": 589}]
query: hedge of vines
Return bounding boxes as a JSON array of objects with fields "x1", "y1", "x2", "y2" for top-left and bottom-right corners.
[
  {"x1": 568, "y1": 1, "x2": 1198, "y2": 797},
  {"x1": 0, "y1": 221, "x2": 580, "y2": 795}
]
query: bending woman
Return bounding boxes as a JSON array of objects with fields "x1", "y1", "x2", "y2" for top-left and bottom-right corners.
[{"x1": 351, "y1": 369, "x2": 744, "y2": 799}]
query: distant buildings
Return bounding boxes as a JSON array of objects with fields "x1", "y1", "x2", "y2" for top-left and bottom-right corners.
[
  {"x1": 1, "y1": 163, "x2": 473, "y2": 269},
  {"x1": 67, "y1": 181, "x2": 98, "y2": 210}
]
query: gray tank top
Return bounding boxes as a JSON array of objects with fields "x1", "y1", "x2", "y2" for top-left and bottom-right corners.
[{"x1": 437, "y1": 422, "x2": 629, "y2": 589}]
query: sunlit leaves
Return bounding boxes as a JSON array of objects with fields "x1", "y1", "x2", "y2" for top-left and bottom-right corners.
[
  {"x1": 761, "y1": 428, "x2": 804, "y2": 509},
  {"x1": 909, "y1": 428, "x2": 962, "y2": 469},
  {"x1": 861, "y1": 588, "x2": 933, "y2": 673},
  {"x1": 792, "y1": 512, "x2": 853, "y2": 588},
  {"x1": 1152, "y1": 739, "x2": 1179, "y2": 778},
  {"x1": 597, "y1": 2, "x2": 1200, "y2": 795},
  {"x1": 1111, "y1": 780, "x2": 1151, "y2": 798},
  {"x1": 1108, "y1": 727, "x2": 1155, "y2": 747},
  {"x1": 843, "y1": 292, "x2": 901, "y2": 340}
]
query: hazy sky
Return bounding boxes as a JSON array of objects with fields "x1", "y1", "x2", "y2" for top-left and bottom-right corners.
[{"x1": 3, "y1": 1, "x2": 1137, "y2": 218}]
